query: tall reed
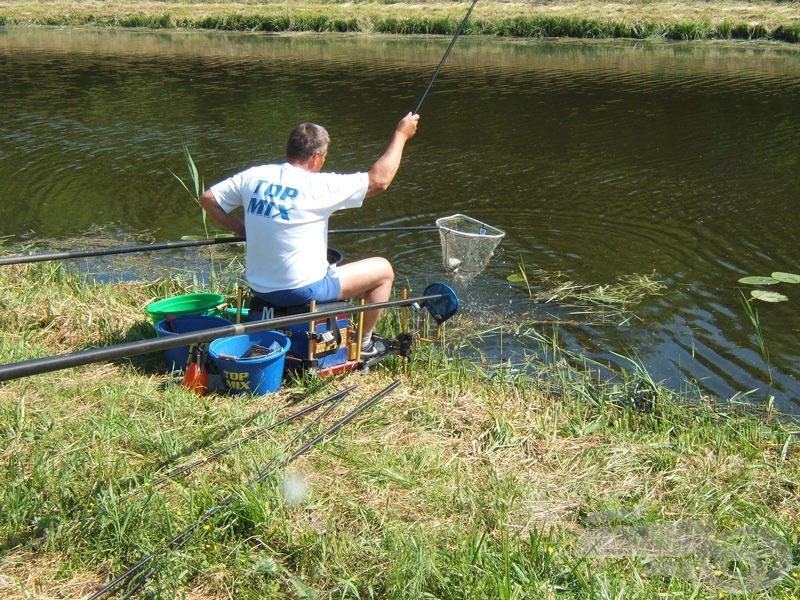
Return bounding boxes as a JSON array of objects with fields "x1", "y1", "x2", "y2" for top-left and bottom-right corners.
[{"x1": 740, "y1": 291, "x2": 773, "y2": 384}]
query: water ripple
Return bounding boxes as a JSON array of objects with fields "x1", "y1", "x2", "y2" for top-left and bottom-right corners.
[{"x1": 2, "y1": 31, "x2": 800, "y2": 414}]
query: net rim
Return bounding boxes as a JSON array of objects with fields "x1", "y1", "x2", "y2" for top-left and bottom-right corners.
[{"x1": 435, "y1": 213, "x2": 505, "y2": 239}]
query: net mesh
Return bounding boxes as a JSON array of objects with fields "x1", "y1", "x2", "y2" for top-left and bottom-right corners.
[{"x1": 436, "y1": 214, "x2": 505, "y2": 280}]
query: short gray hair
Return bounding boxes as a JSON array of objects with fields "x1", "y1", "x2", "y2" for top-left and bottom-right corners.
[{"x1": 286, "y1": 123, "x2": 329, "y2": 162}]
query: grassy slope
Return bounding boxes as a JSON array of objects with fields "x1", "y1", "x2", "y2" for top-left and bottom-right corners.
[
  {"x1": 0, "y1": 261, "x2": 798, "y2": 598},
  {"x1": 1, "y1": 0, "x2": 799, "y2": 34}
]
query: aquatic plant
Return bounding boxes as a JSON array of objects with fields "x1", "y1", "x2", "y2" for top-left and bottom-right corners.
[
  {"x1": 505, "y1": 256, "x2": 532, "y2": 297},
  {"x1": 740, "y1": 291, "x2": 772, "y2": 384},
  {"x1": 170, "y1": 145, "x2": 237, "y2": 291},
  {"x1": 663, "y1": 20, "x2": 714, "y2": 40},
  {"x1": 738, "y1": 271, "x2": 800, "y2": 303},
  {"x1": 773, "y1": 23, "x2": 800, "y2": 43},
  {"x1": 735, "y1": 271, "x2": 799, "y2": 385},
  {"x1": 170, "y1": 145, "x2": 206, "y2": 235},
  {"x1": 507, "y1": 264, "x2": 666, "y2": 326}
]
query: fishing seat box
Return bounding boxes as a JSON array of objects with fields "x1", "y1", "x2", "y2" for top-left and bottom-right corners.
[{"x1": 248, "y1": 297, "x2": 353, "y2": 374}]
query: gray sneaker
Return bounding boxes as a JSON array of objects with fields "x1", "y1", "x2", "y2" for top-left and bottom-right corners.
[{"x1": 361, "y1": 334, "x2": 390, "y2": 359}]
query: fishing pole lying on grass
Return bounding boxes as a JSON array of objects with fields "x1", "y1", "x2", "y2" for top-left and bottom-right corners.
[
  {"x1": 0, "y1": 226, "x2": 438, "y2": 266},
  {"x1": 121, "y1": 385, "x2": 355, "y2": 501},
  {"x1": 0, "y1": 386, "x2": 357, "y2": 559},
  {"x1": 88, "y1": 380, "x2": 401, "y2": 600},
  {"x1": 0, "y1": 291, "x2": 453, "y2": 382}
]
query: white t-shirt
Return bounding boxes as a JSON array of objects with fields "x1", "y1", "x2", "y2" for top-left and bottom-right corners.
[{"x1": 210, "y1": 163, "x2": 369, "y2": 293}]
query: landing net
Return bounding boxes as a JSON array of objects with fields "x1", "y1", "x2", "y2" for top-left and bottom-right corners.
[{"x1": 436, "y1": 214, "x2": 505, "y2": 280}]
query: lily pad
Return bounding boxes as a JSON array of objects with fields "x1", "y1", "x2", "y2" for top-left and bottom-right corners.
[
  {"x1": 507, "y1": 274, "x2": 527, "y2": 283},
  {"x1": 737, "y1": 276, "x2": 779, "y2": 286},
  {"x1": 771, "y1": 271, "x2": 800, "y2": 284},
  {"x1": 751, "y1": 290, "x2": 788, "y2": 303}
]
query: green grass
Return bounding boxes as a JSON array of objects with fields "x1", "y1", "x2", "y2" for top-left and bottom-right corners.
[
  {"x1": 2, "y1": 3, "x2": 800, "y2": 43},
  {"x1": 0, "y1": 261, "x2": 799, "y2": 598}
]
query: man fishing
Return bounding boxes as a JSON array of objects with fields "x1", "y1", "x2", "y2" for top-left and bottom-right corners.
[{"x1": 198, "y1": 112, "x2": 420, "y2": 358}]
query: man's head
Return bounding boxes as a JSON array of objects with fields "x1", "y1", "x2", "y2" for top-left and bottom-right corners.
[{"x1": 286, "y1": 123, "x2": 329, "y2": 166}]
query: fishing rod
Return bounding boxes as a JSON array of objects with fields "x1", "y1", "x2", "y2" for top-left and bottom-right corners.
[
  {"x1": 413, "y1": 0, "x2": 479, "y2": 114},
  {"x1": 256, "y1": 379, "x2": 401, "y2": 481},
  {"x1": 247, "y1": 386, "x2": 353, "y2": 484},
  {"x1": 0, "y1": 226, "x2": 438, "y2": 266},
  {"x1": 0, "y1": 292, "x2": 449, "y2": 382},
  {"x1": 0, "y1": 386, "x2": 356, "y2": 559},
  {"x1": 0, "y1": 237, "x2": 244, "y2": 266},
  {"x1": 89, "y1": 380, "x2": 400, "y2": 600},
  {"x1": 122, "y1": 385, "x2": 355, "y2": 501}
]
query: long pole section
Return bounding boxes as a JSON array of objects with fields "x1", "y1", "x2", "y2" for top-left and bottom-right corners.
[
  {"x1": 0, "y1": 226, "x2": 438, "y2": 266},
  {"x1": 0, "y1": 293, "x2": 444, "y2": 382},
  {"x1": 129, "y1": 385, "x2": 355, "y2": 497},
  {"x1": 412, "y1": 0, "x2": 479, "y2": 114},
  {"x1": 89, "y1": 380, "x2": 400, "y2": 600},
  {"x1": 0, "y1": 237, "x2": 245, "y2": 266}
]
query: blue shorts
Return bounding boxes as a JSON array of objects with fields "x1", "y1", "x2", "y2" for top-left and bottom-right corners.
[{"x1": 251, "y1": 266, "x2": 341, "y2": 307}]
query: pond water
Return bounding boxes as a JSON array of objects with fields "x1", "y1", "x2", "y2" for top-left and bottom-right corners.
[{"x1": 1, "y1": 28, "x2": 799, "y2": 415}]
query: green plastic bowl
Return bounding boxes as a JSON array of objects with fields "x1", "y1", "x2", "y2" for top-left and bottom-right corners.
[{"x1": 146, "y1": 292, "x2": 226, "y2": 325}]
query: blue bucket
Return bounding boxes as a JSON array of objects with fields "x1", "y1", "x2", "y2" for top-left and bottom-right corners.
[
  {"x1": 155, "y1": 315, "x2": 231, "y2": 371},
  {"x1": 208, "y1": 330, "x2": 290, "y2": 395}
]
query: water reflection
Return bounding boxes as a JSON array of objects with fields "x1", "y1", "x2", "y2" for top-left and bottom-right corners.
[{"x1": 2, "y1": 29, "x2": 799, "y2": 414}]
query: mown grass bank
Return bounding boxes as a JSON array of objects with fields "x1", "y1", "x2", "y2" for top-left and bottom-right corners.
[
  {"x1": 0, "y1": 261, "x2": 799, "y2": 599},
  {"x1": 2, "y1": 0, "x2": 800, "y2": 42}
]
